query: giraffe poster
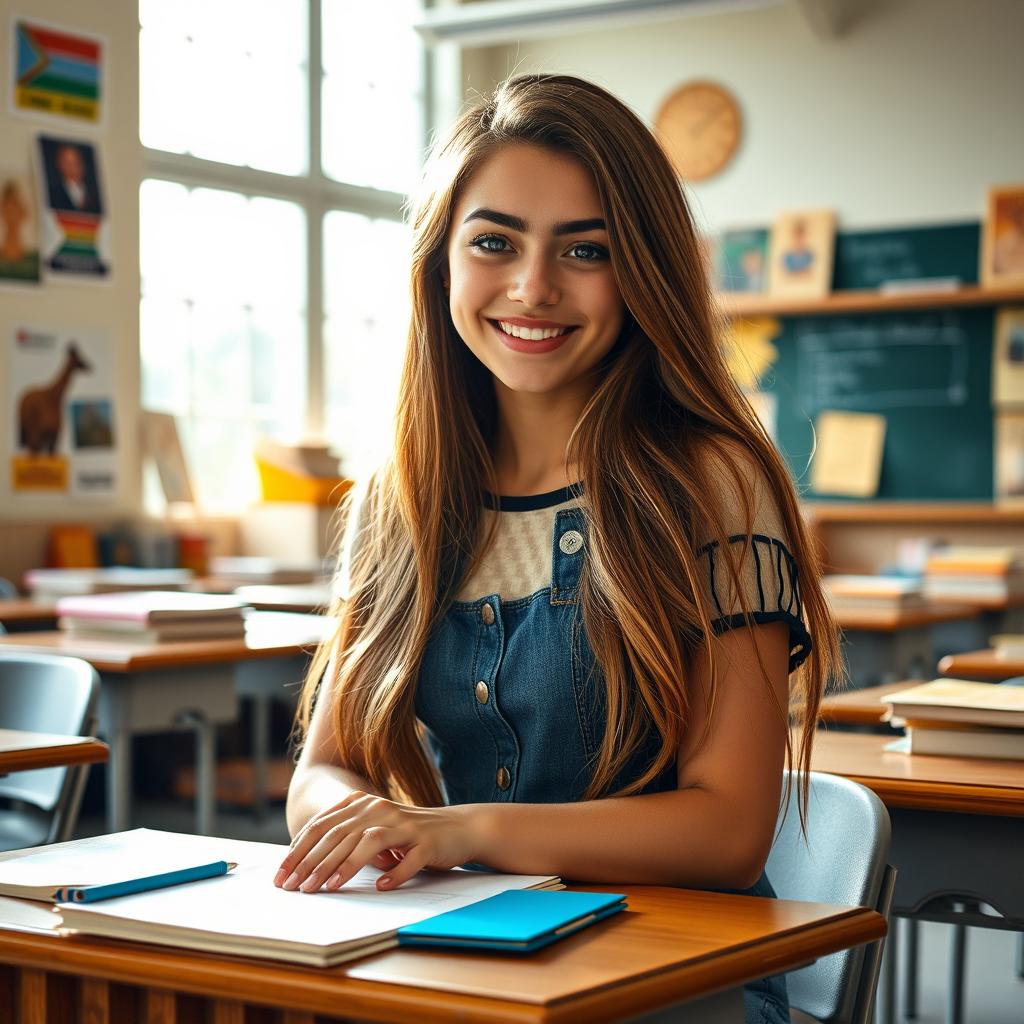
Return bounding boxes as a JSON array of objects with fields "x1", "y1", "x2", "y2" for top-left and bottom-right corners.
[{"x1": 9, "y1": 324, "x2": 119, "y2": 499}]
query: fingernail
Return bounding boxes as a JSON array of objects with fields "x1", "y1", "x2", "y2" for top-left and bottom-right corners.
[
  {"x1": 300, "y1": 875, "x2": 319, "y2": 893},
  {"x1": 284, "y1": 871, "x2": 300, "y2": 890},
  {"x1": 273, "y1": 867, "x2": 288, "y2": 887},
  {"x1": 379, "y1": 876, "x2": 392, "y2": 889},
  {"x1": 327, "y1": 873, "x2": 342, "y2": 890}
]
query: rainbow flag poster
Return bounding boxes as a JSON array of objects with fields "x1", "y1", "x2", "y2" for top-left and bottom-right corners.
[{"x1": 12, "y1": 18, "x2": 104, "y2": 124}]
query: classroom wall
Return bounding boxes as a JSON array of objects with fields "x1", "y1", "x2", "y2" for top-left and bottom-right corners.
[
  {"x1": 465, "y1": 0, "x2": 1024, "y2": 232},
  {"x1": 0, "y1": 0, "x2": 141, "y2": 524}
]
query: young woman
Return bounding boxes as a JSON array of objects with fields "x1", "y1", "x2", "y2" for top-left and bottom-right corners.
[{"x1": 279, "y1": 74, "x2": 840, "y2": 1024}]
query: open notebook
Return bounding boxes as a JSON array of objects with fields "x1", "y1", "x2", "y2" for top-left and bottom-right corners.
[{"x1": 0, "y1": 829, "x2": 563, "y2": 966}]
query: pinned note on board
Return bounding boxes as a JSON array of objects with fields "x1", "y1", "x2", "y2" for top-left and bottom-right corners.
[{"x1": 811, "y1": 410, "x2": 887, "y2": 497}]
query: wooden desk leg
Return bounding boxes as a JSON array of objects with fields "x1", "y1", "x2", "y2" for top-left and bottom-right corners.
[
  {"x1": 213, "y1": 999, "x2": 245, "y2": 1024},
  {"x1": 19, "y1": 968, "x2": 46, "y2": 1024},
  {"x1": 146, "y1": 989, "x2": 175, "y2": 1024},
  {"x1": 82, "y1": 978, "x2": 110, "y2": 1024}
]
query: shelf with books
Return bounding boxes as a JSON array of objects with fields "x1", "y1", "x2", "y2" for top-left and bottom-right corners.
[{"x1": 719, "y1": 284, "x2": 1024, "y2": 319}]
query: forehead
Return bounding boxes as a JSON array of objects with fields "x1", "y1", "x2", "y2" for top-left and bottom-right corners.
[{"x1": 453, "y1": 143, "x2": 602, "y2": 225}]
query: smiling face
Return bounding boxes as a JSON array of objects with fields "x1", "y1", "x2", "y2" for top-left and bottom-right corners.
[{"x1": 444, "y1": 143, "x2": 626, "y2": 402}]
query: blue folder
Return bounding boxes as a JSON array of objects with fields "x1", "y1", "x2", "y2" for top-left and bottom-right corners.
[{"x1": 396, "y1": 889, "x2": 627, "y2": 952}]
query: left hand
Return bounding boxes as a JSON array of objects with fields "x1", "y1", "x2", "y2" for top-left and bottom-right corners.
[{"x1": 274, "y1": 792, "x2": 478, "y2": 893}]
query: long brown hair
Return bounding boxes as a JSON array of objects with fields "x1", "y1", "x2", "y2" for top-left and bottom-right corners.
[{"x1": 297, "y1": 73, "x2": 840, "y2": 815}]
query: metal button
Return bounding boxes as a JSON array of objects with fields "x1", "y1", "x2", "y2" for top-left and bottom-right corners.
[
  {"x1": 475, "y1": 680, "x2": 489, "y2": 704},
  {"x1": 559, "y1": 530, "x2": 583, "y2": 555},
  {"x1": 480, "y1": 601, "x2": 495, "y2": 625},
  {"x1": 496, "y1": 767, "x2": 511, "y2": 790}
]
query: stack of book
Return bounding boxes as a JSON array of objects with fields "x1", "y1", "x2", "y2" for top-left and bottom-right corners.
[
  {"x1": 56, "y1": 591, "x2": 249, "y2": 643},
  {"x1": 25, "y1": 567, "x2": 195, "y2": 601},
  {"x1": 823, "y1": 574, "x2": 926, "y2": 615},
  {"x1": 922, "y1": 547, "x2": 1024, "y2": 603},
  {"x1": 207, "y1": 556, "x2": 320, "y2": 586},
  {"x1": 883, "y1": 678, "x2": 1024, "y2": 760}
]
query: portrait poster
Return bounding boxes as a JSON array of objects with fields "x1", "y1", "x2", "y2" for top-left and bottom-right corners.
[
  {"x1": 10, "y1": 17, "x2": 104, "y2": 125},
  {"x1": 9, "y1": 325, "x2": 119, "y2": 499},
  {"x1": 715, "y1": 228, "x2": 769, "y2": 294},
  {"x1": 993, "y1": 308, "x2": 1024, "y2": 407},
  {"x1": 35, "y1": 134, "x2": 110, "y2": 280},
  {"x1": 995, "y1": 413, "x2": 1024, "y2": 504},
  {"x1": 768, "y1": 210, "x2": 836, "y2": 300},
  {"x1": 981, "y1": 185, "x2": 1024, "y2": 289},
  {"x1": 0, "y1": 165, "x2": 40, "y2": 284}
]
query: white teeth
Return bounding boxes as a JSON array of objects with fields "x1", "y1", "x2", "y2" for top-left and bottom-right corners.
[{"x1": 497, "y1": 320, "x2": 571, "y2": 341}]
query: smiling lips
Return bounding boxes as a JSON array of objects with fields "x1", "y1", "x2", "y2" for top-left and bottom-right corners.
[{"x1": 487, "y1": 317, "x2": 579, "y2": 354}]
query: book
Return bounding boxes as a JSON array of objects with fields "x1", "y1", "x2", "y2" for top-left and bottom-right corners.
[
  {"x1": 0, "y1": 829, "x2": 240, "y2": 903},
  {"x1": 25, "y1": 567, "x2": 195, "y2": 601},
  {"x1": 924, "y1": 546, "x2": 1022, "y2": 574},
  {"x1": 992, "y1": 634, "x2": 1024, "y2": 660},
  {"x1": 55, "y1": 591, "x2": 247, "y2": 626},
  {"x1": 0, "y1": 829, "x2": 562, "y2": 967},
  {"x1": 823, "y1": 574, "x2": 926, "y2": 612},
  {"x1": 208, "y1": 556, "x2": 320, "y2": 585},
  {"x1": 903, "y1": 723, "x2": 1024, "y2": 760},
  {"x1": 397, "y1": 889, "x2": 627, "y2": 952},
  {"x1": 58, "y1": 617, "x2": 247, "y2": 643},
  {"x1": 883, "y1": 679, "x2": 1024, "y2": 729}
]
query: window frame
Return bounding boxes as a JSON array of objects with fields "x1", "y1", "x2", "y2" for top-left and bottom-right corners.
[{"x1": 139, "y1": 0, "x2": 431, "y2": 447}]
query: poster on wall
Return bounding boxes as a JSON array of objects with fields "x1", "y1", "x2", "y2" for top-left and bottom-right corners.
[
  {"x1": 9, "y1": 17, "x2": 104, "y2": 125},
  {"x1": 0, "y1": 164, "x2": 41, "y2": 284},
  {"x1": 9, "y1": 325, "x2": 119, "y2": 500},
  {"x1": 34, "y1": 134, "x2": 109, "y2": 280}
]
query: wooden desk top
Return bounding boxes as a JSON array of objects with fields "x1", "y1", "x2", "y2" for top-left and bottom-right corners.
[
  {"x1": 810, "y1": 729, "x2": 1024, "y2": 816},
  {"x1": 0, "y1": 730, "x2": 107, "y2": 772},
  {"x1": 0, "y1": 886, "x2": 883, "y2": 1022},
  {"x1": 819, "y1": 684, "x2": 900, "y2": 726},
  {"x1": 938, "y1": 648, "x2": 1024, "y2": 680},
  {"x1": 0, "y1": 599, "x2": 57, "y2": 623},
  {"x1": 0, "y1": 612, "x2": 332, "y2": 674},
  {"x1": 833, "y1": 603, "x2": 978, "y2": 632}
]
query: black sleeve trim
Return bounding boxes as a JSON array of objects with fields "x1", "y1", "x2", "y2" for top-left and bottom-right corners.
[{"x1": 695, "y1": 533, "x2": 813, "y2": 673}]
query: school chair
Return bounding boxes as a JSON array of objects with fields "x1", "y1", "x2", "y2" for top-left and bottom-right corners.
[
  {"x1": 0, "y1": 578, "x2": 17, "y2": 599},
  {"x1": 766, "y1": 771, "x2": 896, "y2": 1024},
  {"x1": 0, "y1": 652, "x2": 100, "y2": 850}
]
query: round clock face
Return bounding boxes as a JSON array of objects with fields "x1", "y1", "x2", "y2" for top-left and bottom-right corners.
[{"x1": 654, "y1": 81, "x2": 742, "y2": 182}]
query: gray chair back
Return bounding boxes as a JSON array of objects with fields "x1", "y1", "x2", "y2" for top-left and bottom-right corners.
[
  {"x1": 766, "y1": 770, "x2": 893, "y2": 1024},
  {"x1": 0, "y1": 652, "x2": 100, "y2": 846},
  {"x1": 0, "y1": 578, "x2": 17, "y2": 599}
]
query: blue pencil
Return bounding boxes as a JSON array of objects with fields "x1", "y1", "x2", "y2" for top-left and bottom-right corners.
[{"x1": 55, "y1": 860, "x2": 236, "y2": 904}]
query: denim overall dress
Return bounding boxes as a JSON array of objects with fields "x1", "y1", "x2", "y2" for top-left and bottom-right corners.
[{"x1": 415, "y1": 503, "x2": 803, "y2": 1024}]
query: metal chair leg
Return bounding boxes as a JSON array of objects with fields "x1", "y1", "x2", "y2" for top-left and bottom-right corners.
[
  {"x1": 903, "y1": 917, "x2": 919, "y2": 1019},
  {"x1": 876, "y1": 913, "x2": 897, "y2": 1024},
  {"x1": 1017, "y1": 933, "x2": 1024, "y2": 979},
  {"x1": 947, "y1": 920, "x2": 967, "y2": 1024}
]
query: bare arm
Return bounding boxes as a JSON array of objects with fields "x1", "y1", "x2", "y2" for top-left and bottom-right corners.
[{"x1": 276, "y1": 621, "x2": 791, "y2": 893}]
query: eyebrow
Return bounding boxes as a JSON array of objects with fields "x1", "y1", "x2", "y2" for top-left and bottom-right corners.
[{"x1": 462, "y1": 208, "x2": 606, "y2": 236}]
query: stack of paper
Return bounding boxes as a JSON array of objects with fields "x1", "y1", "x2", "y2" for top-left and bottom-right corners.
[
  {"x1": 922, "y1": 547, "x2": 1024, "y2": 603},
  {"x1": 0, "y1": 829, "x2": 564, "y2": 966},
  {"x1": 883, "y1": 679, "x2": 1024, "y2": 760},
  {"x1": 56, "y1": 591, "x2": 248, "y2": 643},
  {"x1": 823, "y1": 574, "x2": 925, "y2": 615},
  {"x1": 25, "y1": 567, "x2": 195, "y2": 601}
]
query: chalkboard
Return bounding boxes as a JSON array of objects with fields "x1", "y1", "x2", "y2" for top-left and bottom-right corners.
[
  {"x1": 757, "y1": 222, "x2": 993, "y2": 501},
  {"x1": 833, "y1": 222, "x2": 980, "y2": 290}
]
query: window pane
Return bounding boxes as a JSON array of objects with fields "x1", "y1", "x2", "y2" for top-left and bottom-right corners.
[
  {"x1": 139, "y1": 178, "x2": 307, "y2": 509},
  {"x1": 139, "y1": 2, "x2": 307, "y2": 174},
  {"x1": 322, "y1": 0, "x2": 424, "y2": 193},
  {"x1": 324, "y1": 211, "x2": 411, "y2": 479}
]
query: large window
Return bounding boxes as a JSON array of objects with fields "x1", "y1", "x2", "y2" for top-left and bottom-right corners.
[{"x1": 139, "y1": 1, "x2": 423, "y2": 507}]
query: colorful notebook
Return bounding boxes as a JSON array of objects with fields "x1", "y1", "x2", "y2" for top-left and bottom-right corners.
[{"x1": 396, "y1": 889, "x2": 626, "y2": 952}]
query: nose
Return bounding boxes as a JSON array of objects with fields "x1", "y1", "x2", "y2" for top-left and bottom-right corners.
[{"x1": 507, "y1": 250, "x2": 560, "y2": 308}]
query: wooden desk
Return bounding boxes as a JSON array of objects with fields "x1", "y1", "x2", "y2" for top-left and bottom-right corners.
[
  {"x1": 0, "y1": 613, "x2": 330, "y2": 834},
  {"x1": 0, "y1": 729, "x2": 107, "y2": 774},
  {"x1": 0, "y1": 599, "x2": 58, "y2": 631},
  {"x1": 819, "y1": 684, "x2": 898, "y2": 727},
  {"x1": 833, "y1": 604, "x2": 978, "y2": 686},
  {"x1": 0, "y1": 885, "x2": 884, "y2": 1023},
  {"x1": 811, "y1": 729, "x2": 1024, "y2": 1023},
  {"x1": 938, "y1": 648, "x2": 1024, "y2": 680}
]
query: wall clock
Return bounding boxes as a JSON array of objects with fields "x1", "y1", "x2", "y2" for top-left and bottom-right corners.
[{"x1": 654, "y1": 81, "x2": 742, "y2": 182}]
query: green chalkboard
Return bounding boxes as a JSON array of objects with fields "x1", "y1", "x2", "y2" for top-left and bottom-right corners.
[{"x1": 760, "y1": 223, "x2": 994, "y2": 501}]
